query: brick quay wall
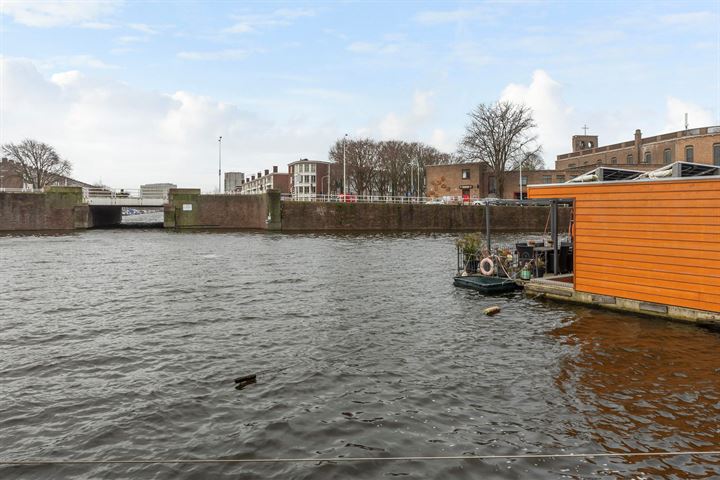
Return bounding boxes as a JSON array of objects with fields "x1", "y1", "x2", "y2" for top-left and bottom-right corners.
[
  {"x1": 165, "y1": 189, "x2": 570, "y2": 232},
  {"x1": 280, "y1": 201, "x2": 570, "y2": 232}
]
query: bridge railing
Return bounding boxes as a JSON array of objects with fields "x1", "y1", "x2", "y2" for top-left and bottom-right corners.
[
  {"x1": 280, "y1": 193, "x2": 440, "y2": 204},
  {"x1": 82, "y1": 187, "x2": 168, "y2": 206},
  {"x1": 0, "y1": 187, "x2": 44, "y2": 193}
]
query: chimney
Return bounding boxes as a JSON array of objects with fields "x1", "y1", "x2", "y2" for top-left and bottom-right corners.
[
  {"x1": 273, "y1": 166, "x2": 278, "y2": 173},
  {"x1": 264, "y1": 169, "x2": 269, "y2": 176},
  {"x1": 257, "y1": 171, "x2": 261, "y2": 178},
  {"x1": 251, "y1": 175, "x2": 255, "y2": 181}
]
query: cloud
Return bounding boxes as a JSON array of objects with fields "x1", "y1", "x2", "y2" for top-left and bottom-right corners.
[
  {"x1": 224, "y1": 8, "x2": 314, "y2": 34},
  {"x1": 1, "y1": 0, "x2": 121, "y2": 27},
  {"x1": 658, "y1": 11, "x2": 718, "y2": 26},
  {"x1": 664, "y1": 97, "x2": 714, "y2": 131},
  {"x1": 347, "y1": 41, "x2": 400, "y2": 55},
  {"x1": 0, "y1": 57, "x2": 342, "y2": 191},
  {"x1": 81, "y1": 22, "x2": 115, "y2": 30},
  {"x1": 128, "y1": 23, "x2": 158, "y2": 34},
  {"x1": 358, "y1": 90, "x2": 437, "y2": 141},
  {"x1": 500, "y1": 70, "x2": 574, "y2": 167},
  {"x1": 286, "y1": 88, "x2": 352, "y2": 102},
  {"x1": 42, "y1": 55, "x2": 119, "y2": 70},
  {"x1": 177, "y1": 49, "x2": 252, "y2": 61},
  {"x1": 116, "y1": 35, "x2": 148, "y2": 45},
  {"x1": 413, "y1": 5, "x2": 499, "y2": 25}
]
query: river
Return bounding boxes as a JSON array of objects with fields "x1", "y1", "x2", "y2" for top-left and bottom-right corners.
[{"x1": 1, "y1": 230, "x2": 718, "y2": 479}]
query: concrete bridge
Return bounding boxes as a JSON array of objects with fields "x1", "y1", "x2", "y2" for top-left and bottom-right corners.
[{"x1": 83, "y1": 188, "x2": 167, "y2": 207}]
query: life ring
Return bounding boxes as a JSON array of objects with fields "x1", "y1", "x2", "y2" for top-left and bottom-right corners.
[{"x1": 479, "y1": 257, "x2": 494, "y2": 276}]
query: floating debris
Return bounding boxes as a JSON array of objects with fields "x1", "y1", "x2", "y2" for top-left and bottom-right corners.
[
  {"x1": 234, "y1": 374, "x2": 257, "y2": 390},
  {"x1": 483, "y1": 306, "x2": 501, "y2": 316}
]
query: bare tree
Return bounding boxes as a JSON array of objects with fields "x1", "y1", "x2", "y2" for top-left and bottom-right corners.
[
  {"x1": 509, "y1": 151, "x2": 545, "y2": 171},
  {"x1": 458, "y1": 101, "x2": 540, "y2": 197},
  {"x1": 2, "y1": 139, "x2": 71, "y2": 189},
  {"x1": 329, "y1": 137, "x2": 453, "y2": 197}
]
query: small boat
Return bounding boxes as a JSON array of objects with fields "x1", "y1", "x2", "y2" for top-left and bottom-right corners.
[{"x1": 453, "y1": 274, "x2": 519, "y2": 293}]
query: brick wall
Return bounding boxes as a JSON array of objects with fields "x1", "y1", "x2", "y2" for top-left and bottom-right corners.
[
  {"x1": 165, "y1": 189, "x2": 271, "y2": 229},
  {"x1": 0, "y1": 187, "x2": 85, "y2": 231},
  {"x1": 281, "y1": 201, "x2": 570, "y2": 232}
]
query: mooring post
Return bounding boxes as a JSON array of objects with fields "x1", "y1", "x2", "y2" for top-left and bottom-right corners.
[{"x1": 485, "y1": 202, "x2": 491, "y2": 251}]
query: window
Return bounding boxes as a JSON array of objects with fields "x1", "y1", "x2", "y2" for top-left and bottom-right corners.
[
  {"x1": 714, "y1": 144, "x2": 720, "y2": 166},
  {"x1": 521, "y1": 176, "x2": 528, "y2": 186},
  {"x1": 542, "y1": 175, "x2": 552, "y2": 184},
  {"x1": 556, "y1": 175, "x2": 566, "y2": 183},
  {"x1": 461, "y1": 169, "x2": 470, "y2": 179},
  {"x1": 587, "y1": 141, "x2": 594, "y2": 148},
  {"x1": 627, "y1": 154, "x2": 634, "y2": 164},
  {"x1": 685, "y1": 145, "x2": 694, "y2": 163},
  {"x1": 663, "y1": 148, "x2": 672, "y2": 164},
  {"x1": 488, "y1": 177, "x2": 496, "y2": 194},
  {"x1": 643, "y1": 152, "x2": 651, "y2": 164},
  {"x1": 610, "y1": 157, "x2": 617, "y2": 164},
  {"x1": 311, "y1": 175, "x2": 316, "y2": 183}
]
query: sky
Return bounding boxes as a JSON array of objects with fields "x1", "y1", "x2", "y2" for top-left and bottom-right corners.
[{"x1": 1, "y1": 0, "x2": 719, "y2": 191}]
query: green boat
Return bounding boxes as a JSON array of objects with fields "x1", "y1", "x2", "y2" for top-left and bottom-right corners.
[{"x1": 453, "y1": 274, "x2": 519, "y2": 293}]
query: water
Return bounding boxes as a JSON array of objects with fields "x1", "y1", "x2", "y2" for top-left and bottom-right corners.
[{"x1": 1, "y1": 230, "x2": 719, "y2": 479}]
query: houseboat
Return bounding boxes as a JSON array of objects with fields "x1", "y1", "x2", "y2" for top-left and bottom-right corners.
[{"x1": 524, "y1": 162, "x2": 720, "y2": 325}]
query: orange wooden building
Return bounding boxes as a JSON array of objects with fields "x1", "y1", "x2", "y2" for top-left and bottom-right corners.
[{"x1": 526, "y1": 162, "x2": 720, "y2": 324}]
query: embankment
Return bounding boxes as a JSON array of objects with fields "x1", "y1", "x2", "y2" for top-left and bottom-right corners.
[{"x1": 165, "y1": 189, "x2": 570, "y2": 232}]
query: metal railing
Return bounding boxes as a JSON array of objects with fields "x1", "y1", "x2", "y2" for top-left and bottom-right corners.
[
  {"x1": 0, "y1": 187, "x2": 43, "y2": 193},
  {"x1": 281, "y1": 194, "x2": 435, "y2": 204},
  {"x1": 82, "y1": 187, "x2": 168, "y2": 206}
]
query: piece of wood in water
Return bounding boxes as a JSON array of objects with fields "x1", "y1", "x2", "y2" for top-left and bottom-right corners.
[
  {"x1": 234, "y1": 374, "x2": 257, "y2": 384},
  {"x1": 484, "y1": 306, "x2": 501, "y2": 316}
]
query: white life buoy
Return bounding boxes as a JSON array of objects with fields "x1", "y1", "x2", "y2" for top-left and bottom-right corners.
[{"x1": 479, "y1": 257, "x2": 494, "y2": 276}]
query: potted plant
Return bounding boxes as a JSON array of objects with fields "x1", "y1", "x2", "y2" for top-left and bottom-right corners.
[
  {"x1": 456, "y1": 233, "x2": 484, "y2": 273},
  {"x1": 496, "y1": 247, "x2": 513, "y2": 277}
]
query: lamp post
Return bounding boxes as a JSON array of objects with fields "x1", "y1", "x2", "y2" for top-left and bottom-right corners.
[
  {"x1": 321, "y1": 174, "x2": 330, "y2": 201},
  {"x1": 519, "y1": 158, "x2": 523, "y2": 201},
  {"x1": 218, "y1": 136, "x2": 222, "y2": 193},
  {"x1": 410, "y1": 162, "x2": 414, "y2": 201},
  {"x1": 416, "y1": 159, "x2": 420, "y2": 202},
  {"x1": 342, "y1": 133, "x2": 347, "y2": 197}
]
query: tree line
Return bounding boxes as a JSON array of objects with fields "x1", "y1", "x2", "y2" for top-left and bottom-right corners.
[
  {"x1": 328, "y1": 100, "x2": 542, "y2": 198},
  {"x1": 327, "y1": 138, "x2": 454, "y2": 196}
]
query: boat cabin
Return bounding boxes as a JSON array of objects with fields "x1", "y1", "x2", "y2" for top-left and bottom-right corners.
[{"x1": 526, "y1": 162, "x2": 720, "y2": 324}]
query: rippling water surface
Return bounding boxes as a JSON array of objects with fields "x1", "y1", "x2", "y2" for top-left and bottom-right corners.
[{"x1": 1, "y1": 230, "x2": 719, "y2": 479}]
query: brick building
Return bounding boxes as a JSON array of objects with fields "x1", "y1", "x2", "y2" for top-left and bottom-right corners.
[
  {"x1": 556, "y1": 126, "x2": 720, "y2": 177},
  {"x1": 235, "y1": 166, "x2": 289, "y2": 194},
  {"x1": 288, "y1": 159, "x2": 331, "y2": 199},
  {"x1": 0, "y1": 157, "x2": 92, "y2": 189},
  {"x1": 426, "y1": 162, "x2": 567, "y2": 200}
]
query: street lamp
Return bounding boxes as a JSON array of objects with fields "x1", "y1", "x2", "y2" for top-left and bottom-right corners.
[
  {"x1": 416, "y1": 159, "x2": 421, "y2": 202},
  {"x1": 218, "y1": 136, "x2": 222, "y2": 193},
  {"x1": 321, "y1": 174, "x2": 330, "y2": 201},
  {"x1": 342, "y1": 133, "x2": 348, "y2": 197}
]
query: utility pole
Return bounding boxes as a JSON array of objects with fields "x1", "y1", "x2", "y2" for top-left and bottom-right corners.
[{"x1": 218, "y1": 136, "x2": 222, "y2": 193}]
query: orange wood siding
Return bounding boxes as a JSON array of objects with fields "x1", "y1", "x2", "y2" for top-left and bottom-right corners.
[{"x1": 528, "y1": 178, "x2": 720, "y2": 313}]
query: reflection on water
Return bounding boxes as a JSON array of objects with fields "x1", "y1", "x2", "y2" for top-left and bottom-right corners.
[
  {"x1": 0, "y1": 230, "x2": 718, "y2": 479},
  {"x1": 552, "y1": 310, "x2": 720, "y2": 478}
]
